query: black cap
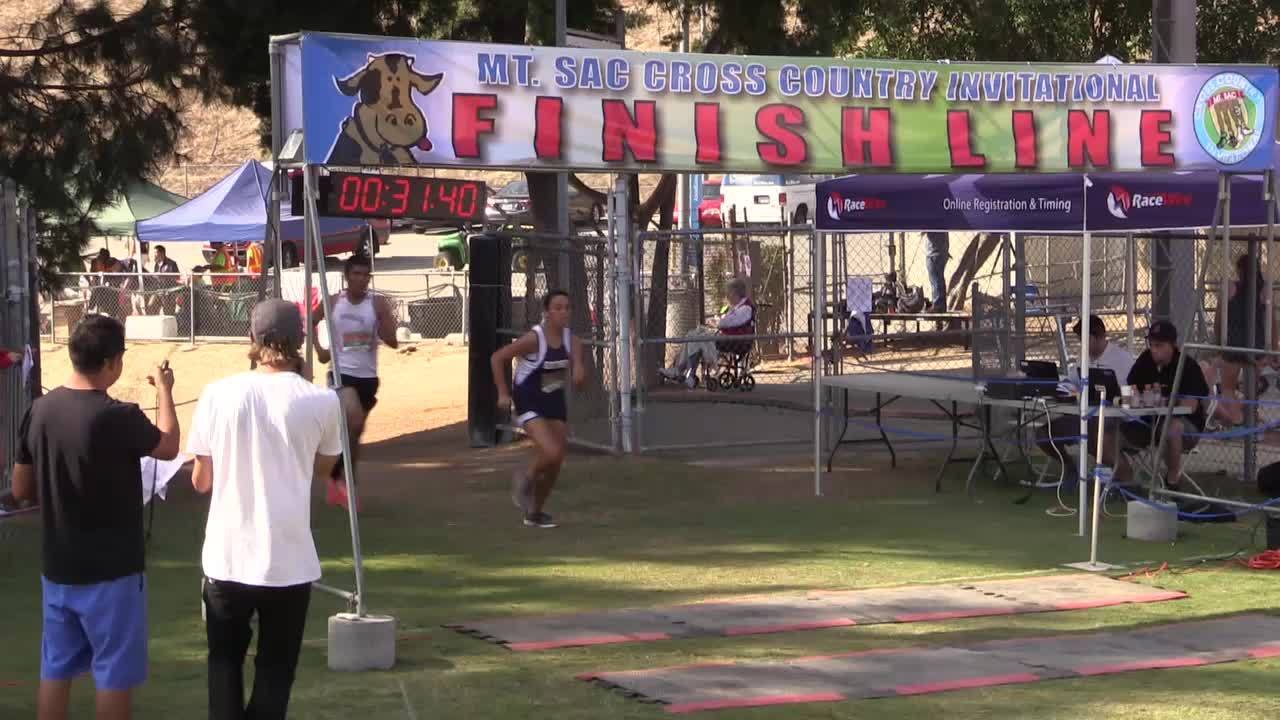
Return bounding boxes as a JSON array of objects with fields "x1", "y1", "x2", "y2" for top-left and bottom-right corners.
[
  {"x1": 251, "y1": 299, "x2": 303, "y2": 348},
  {"x1": 1147, "y1": 320, "x2": 1178, "y2": 343},
  {"x1": 1072, "y1": 314, "x2": 1106, "y2": 337}
]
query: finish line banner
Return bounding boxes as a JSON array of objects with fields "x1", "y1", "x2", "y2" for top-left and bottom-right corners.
[{"x1": 294, "y1": 32, "x2": 1279, "y2": 173}]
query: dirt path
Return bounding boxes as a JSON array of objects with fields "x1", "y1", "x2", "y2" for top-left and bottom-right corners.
[{"x1": 37, "y1": 340, "x2": 470, "y2": 447}]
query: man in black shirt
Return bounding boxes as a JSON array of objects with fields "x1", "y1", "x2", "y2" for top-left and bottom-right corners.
[
  {"x1": 1121, "y1": 320, "x2": 1210, "y2": 489},
  {"x1": 12, "y1": 314, "x2": 180, "y2": 720},
  {"x1": 149, "y1": 245, "x2": 181, "y2": 316}
]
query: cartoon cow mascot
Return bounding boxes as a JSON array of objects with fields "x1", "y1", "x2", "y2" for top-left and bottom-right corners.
[{"x1": 327, "y1": 53, "x2": 444, "y2": 165}]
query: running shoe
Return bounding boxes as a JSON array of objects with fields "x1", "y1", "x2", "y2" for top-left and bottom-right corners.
[{"x1": 523, "y1": 512, "x2": 557, "y2": 529}]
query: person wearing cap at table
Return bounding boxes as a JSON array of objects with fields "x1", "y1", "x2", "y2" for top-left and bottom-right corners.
[
  {"x1": 187, "y1": 299, "x2": 361, "y2": 720},
  {"x1": 1117, "y1": 320, "x2": 1212, "y2": 490},
  {"x1": 1036, "y1": 315, "x2": 1136, "y2": 481}
]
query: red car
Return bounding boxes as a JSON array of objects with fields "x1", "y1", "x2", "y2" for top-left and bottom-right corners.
[{"x1": 698, "y1": 179, "x2": 723, "y2": 228}]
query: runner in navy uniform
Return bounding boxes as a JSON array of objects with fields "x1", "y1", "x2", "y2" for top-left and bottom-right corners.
[{"x1": 491, "y1": 290, "x2": 586, "y2": 528}]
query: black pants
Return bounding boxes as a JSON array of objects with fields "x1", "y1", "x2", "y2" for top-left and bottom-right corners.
[
  {"x1": 331, "y1": 375, "x2": 379, "y2": 480},
  {"x1": 204, "y1": 579, "x2": 311, "y2": 720}
]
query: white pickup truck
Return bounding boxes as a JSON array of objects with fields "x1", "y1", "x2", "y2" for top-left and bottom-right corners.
[{"x1": 719, "y1": 174, "x2": 827, "y2": 226}]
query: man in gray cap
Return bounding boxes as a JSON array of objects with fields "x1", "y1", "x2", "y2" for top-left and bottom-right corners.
[{"x1": 186, "y1": 299, "x2": 350, "y2": 720}]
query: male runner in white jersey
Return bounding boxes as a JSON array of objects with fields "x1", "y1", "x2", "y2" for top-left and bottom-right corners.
[{"x1": 314, "y1": 254, "x2": 398, "y2": 508}]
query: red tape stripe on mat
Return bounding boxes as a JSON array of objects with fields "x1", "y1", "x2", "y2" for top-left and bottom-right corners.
[
  {"x1": 895, "y1": 673, "x2": 1041, "y2": 696},
  {"x1": 1054, "y1": 591, "x2": 1187, "y2": 611},
  {"x1": 578, "y1": 661, "x2": 735, "y2": 682},
  {"x1": 1075, "y1": 657, "x2": 1208, "y2": 676},
  {"x1": 666, "y1": 693, "x2": 846, "y2": 714},
  {"x1": 1247, "y1": 645, "x2": 1280, "y2": 659},
  {"x1": 895, "y1": 608, "x2": 1022, "y2": 623},
  {"x1": 509, "y1": 633, "x2": 671, "y2": 652},
  {"x1": 724, "y1": 619, "x2": 856, "y2": 636}
]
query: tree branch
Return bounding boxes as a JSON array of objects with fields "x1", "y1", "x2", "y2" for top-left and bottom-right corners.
[
  {"x1": 0, "y1": 14, "x2": 153, "y2": 59},
  {"x1": 568, "y1": 174, "x2": 607, "y2": 204},
  {"x1": 0, "y1": 72, "x2": 152, "y2": 92}
]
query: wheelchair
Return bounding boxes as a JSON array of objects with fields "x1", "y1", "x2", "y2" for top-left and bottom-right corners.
[{"x1": 706, "y1": 336, "x2": 756, "y2": 392}]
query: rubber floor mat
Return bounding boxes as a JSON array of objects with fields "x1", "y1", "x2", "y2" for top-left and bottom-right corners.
[
  {"x1": 446, "y1": 574, "x2": 1185, "y2": 651},
  {"x1": 578, "y1": 614, "x2": 1280, "y2": 713}
]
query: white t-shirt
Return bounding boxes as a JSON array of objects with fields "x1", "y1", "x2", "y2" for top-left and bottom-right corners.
[
  {"x1": 188, "y1": 371, "x2": 342, "y2": 587},
  {"x1": 1070, "y1": 342, "x2": 1137, "y2": 386}
]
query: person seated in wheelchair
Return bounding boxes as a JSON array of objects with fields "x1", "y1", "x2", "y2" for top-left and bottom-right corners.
[
  {"x1": 714, "y1": 277, "x2": 756, "y2": 359},
  {"x1": 658, "y1": 278, "x2": 755, "y2": 385}
]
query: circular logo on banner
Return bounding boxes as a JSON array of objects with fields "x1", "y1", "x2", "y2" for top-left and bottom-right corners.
[{"x1": 1194, "y1": 73, "x2": 1264, "y2": 165}]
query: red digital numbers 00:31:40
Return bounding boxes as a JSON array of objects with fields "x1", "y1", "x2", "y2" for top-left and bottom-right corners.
[{"x1": 327, "y1": 172, "x2": 486, "y2": 221}]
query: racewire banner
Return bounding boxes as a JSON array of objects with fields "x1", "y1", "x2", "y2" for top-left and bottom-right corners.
[{"x1": 294, "y1": 32, "x2": 1280, "y2": 174}]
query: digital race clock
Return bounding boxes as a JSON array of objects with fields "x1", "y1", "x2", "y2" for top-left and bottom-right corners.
[{"x1": 291, "y1": 172, "x2": 487, "y2": 222}]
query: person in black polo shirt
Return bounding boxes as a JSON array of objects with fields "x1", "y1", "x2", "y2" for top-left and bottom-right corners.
[
  {"x1": 11, "y1": 315, "x2": 180, "y2": 720},
  {"x1": 1120, "y1": 320, "x2": 1211, "y2": 490}
]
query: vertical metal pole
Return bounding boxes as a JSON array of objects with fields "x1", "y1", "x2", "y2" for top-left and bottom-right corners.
[
  {"x1": 1001, "y1": 233, "x2": 1012, "y2": 372},
  {"x1": 305, "y1": 165, "x2": 367, "y2": 617},
  {"x1": 1266, "y1": 170, "x2": 1276, "y2": 352},
  {"x1": 1126, "y1": 233, "x2": 1136, "y2": 350},
  {"x1": 303, "y1": 184, "x2": 315, "y2": 379},
  {"x1": 813, "y1": 230, "x2": 826, "y2": 497},
  {"x1": 461, "y1": 270, "x2": 470, "y2": 342},
  {"x1": 1219, "y1": 173, "x2": 1230, "y2": 349},
  {"x1": 268, "y1": 41, "x2": 286, "y2": 296},
  {"x1": 554, "y1": 0, "x2": 571, "y2": 294},
  {"x1": 1239, "y1": 176, "x2": 1258, "y2": 485},
  {"x1": 605, "y1": 197, "x2": 621, "y2": 453},
  {"x1": 1078, "y1": 189, "x2": 1092, "y2": 536},
  {"x1": 1013, "y1": 232, "x2": 1027, "y2": 365},
  {"x1": 188, "y1": 275, "x2": 195, "y2": 345},
  {"x1": 787, "y1": 226, "x2": 795, "y2": 360},
  {"x1": 613, "y1": 176, "x2": 634, "y2": 453}
]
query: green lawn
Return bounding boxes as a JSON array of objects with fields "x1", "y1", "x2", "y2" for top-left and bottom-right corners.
[{"x1": 2, "y1": 453, "x2": 1279, "y2": 719}]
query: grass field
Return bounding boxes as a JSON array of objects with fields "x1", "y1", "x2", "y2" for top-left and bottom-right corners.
[{"x1": 2, "y1": 445, "x2": 1279, "y2": 720}]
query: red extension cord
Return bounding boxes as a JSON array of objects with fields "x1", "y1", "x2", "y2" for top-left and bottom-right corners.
[{"x1": 1243, "y1": 549, "x2": 1280, "y2": 570}]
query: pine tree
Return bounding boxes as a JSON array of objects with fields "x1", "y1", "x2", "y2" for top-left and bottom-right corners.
[{"x1": 0, "y1": 1, "x2": 201, "y2": 277}]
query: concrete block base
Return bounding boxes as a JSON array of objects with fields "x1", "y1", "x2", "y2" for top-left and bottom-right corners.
[
  {"x1": 327, "y1": 613, "x2": 396, "y2": 671},
  {"x1": 125, "y1": 314, "x2": 178, "y2": 340},
  {"x1": 1126, "y1": 500, "x2": 1179, "y2": 542}
]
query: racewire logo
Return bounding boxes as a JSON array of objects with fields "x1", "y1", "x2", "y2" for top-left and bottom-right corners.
[
  {"x1": 1106, "y1": 185, "x2": 1192, "y2": 220},
  {"x1": 826, "y1": 191, "x2": 887, "y2": 220}
]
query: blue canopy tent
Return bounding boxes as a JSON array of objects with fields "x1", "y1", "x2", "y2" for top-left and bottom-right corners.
[{"x1": 136, "y1": 159, "x2": 368, "y2": 251}]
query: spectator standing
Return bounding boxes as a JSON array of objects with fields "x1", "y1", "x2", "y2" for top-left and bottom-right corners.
[
  {"x1": 149, "y1": 245, "x2": 181, "y2": 316},
  {"x1": 11, "y1": 315, "x2": 179, "y2": 720},
  {"x1": 189, "y1": 299, "x2": 349, "y2": 720}
]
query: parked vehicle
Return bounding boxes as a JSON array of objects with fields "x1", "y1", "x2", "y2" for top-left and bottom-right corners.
[
  {"x1": 202, "y1": 219, "x2": 390, "y2": 269},
  {"x1": 719, "y1": 174, "x2": 826, "y2": 226},
  {"x1": 432, "y1": 228, "x2": 469, "y2": 270},
  {"x1": 485, "y1": 179, "x2": 604, "y2": 227},
  {"x1": 431, "y1": 231, "x2": 550, "y2": 274},
  {"x1": 698, "y1": 179, "x2": 723, "y2": 228}
]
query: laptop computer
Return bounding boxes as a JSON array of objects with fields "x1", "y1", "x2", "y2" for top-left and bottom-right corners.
[
  {"x1": 987, "y1": 361, "x2": 1061, "y2": 400},
  {"x1": 1020, "y1": 360, "x2": 1063, "y2": 399},
  {"x1": 1087, "y1": 367, "x2": 1123, "y2": 405}
]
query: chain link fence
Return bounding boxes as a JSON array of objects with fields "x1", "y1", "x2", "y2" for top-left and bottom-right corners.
[
  {"x1": 2, "y1": 180, "x2": 38, "y2": 502},
  {"x1": 494, "y1": 231, "x2": 618, "y2": 453},
  {"x1": 41, "y1": 269, "x2": 469, "y2": 344},
  {"x1": 631, "y1": 226, "x2": 814, "y2": 453}
]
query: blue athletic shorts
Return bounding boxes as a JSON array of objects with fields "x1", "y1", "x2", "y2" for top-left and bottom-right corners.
[{"x1": 41, "y1": 573, "x2": 148, "y2": 690}]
